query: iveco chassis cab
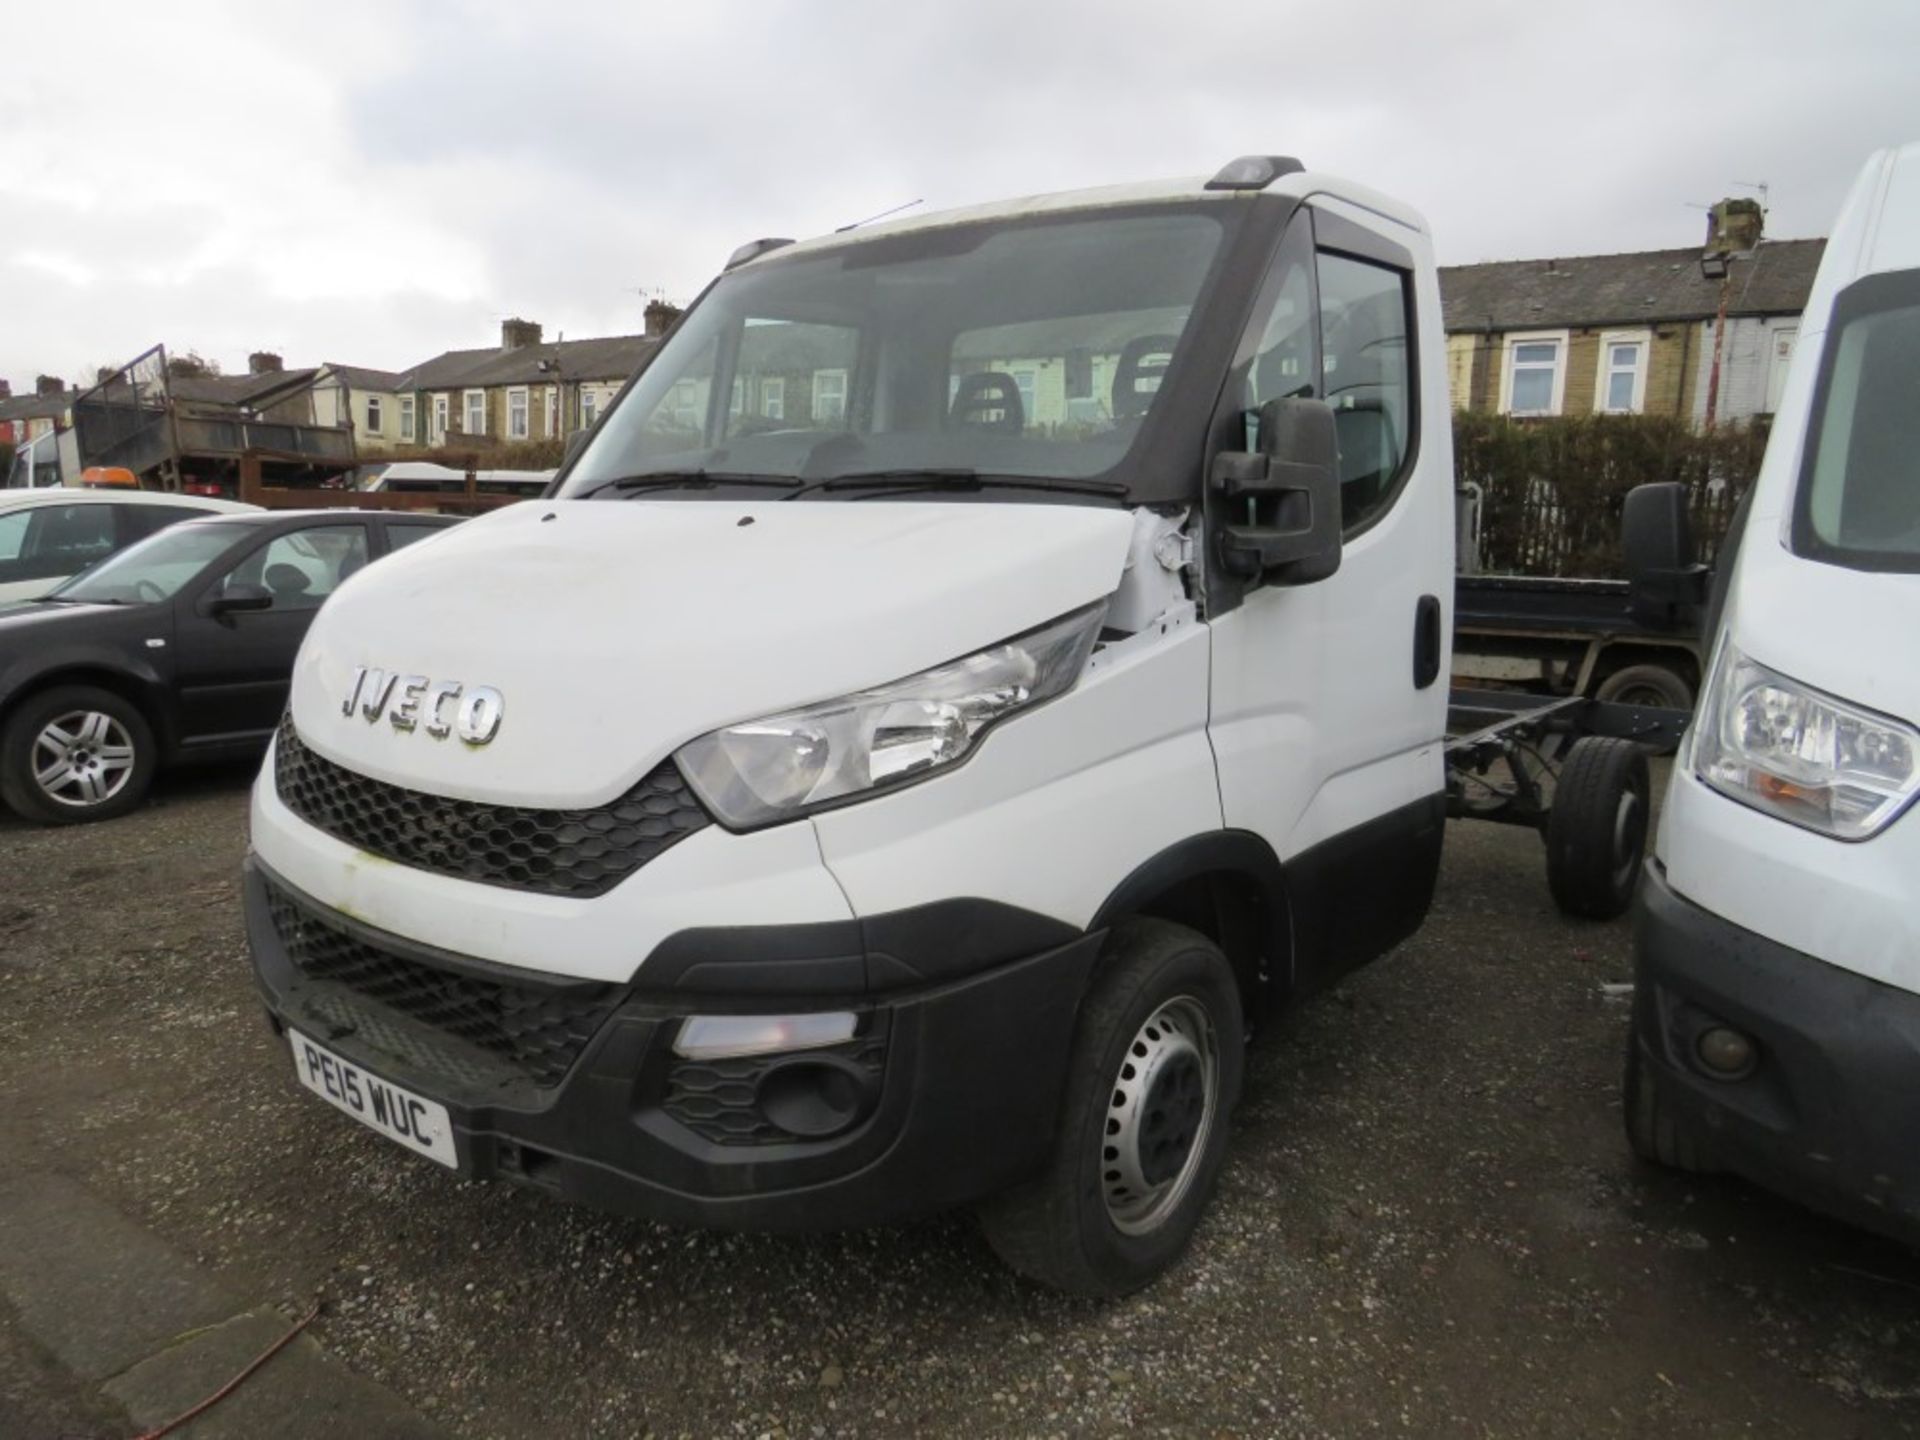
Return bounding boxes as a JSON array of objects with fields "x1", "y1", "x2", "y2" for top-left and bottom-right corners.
[
  {"x1": 1626, "y1": 144, "x2": 1920, "y2": 1243},
  {"x1": 247, "y1": 156, "x2": 1455, "y2": 1295}
]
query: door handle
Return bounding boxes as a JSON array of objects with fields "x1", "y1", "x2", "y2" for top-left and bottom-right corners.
[{"x1": 1413, "y1": 594, "x2": 1442, "y2": 689}]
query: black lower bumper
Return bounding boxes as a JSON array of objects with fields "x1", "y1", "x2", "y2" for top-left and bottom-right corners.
[
  {"x1": 1631, "y1": 861, "x2": 1920, "y2": 1244},
  {"x1": 244, "y1": 860, "x2": 1102, "y2": 1230}
]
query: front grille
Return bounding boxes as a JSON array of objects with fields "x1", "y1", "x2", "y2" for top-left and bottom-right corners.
[
  {"x1": 274, "y1": 719, "x2": 711, "y2": 898},
  {"x1": 665, "y1": 1037, "x2": 887, "y2": 1146},
  {"x1": 266, "y1": 879, "x2": 617, "y2": 1088}
]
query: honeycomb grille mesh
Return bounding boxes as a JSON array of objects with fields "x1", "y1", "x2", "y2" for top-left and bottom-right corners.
[
  {"x1": 274, "y1": 719, "x2": 710, "y2": 898},
  {"x1": 266, "y1": 879, "x2": 616, "y2": 1088},
  {"x1": 665, "y1": 1038, "x2": 887, "y2": 1146}
]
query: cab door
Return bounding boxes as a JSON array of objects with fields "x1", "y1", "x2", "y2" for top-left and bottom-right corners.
[
  {"x1": 170, "y1": 521, "x2": 372, "y2": 746},
  {"x1": 1204, "y1": 199, "x2": 1453, "y2": 993}
]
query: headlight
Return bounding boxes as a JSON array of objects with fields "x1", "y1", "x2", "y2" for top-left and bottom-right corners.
[
  {"x1": 675, "y1": 601, "x2": 1107, "y2": 828},
  {"x1": 1693, "y1": 643, "x2": 1920, "y2": 840}
]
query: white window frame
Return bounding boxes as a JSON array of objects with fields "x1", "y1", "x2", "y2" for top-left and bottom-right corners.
[
  {"x1": 365, "y1": 395, "x2": 383, "y2": 436},
  {"x1": 544, "y1": 386, "x2": 558, "y2": 437},
  {"x1": 762, "y1": 377, "x2": 784, "y2": 420},
  {"x1": 463, "y1": 389, "x2": 486, "y2": 436},
  {"x1": 399, "y1": 395, "x2": 416, "y2": 442},
  {"x1": 507, "y1": 386, "x2": 529, "y2": 440},
  {"x1": 431, "y1": 394, "x2": 449, "y2": 443},
  {"x1": 812, "y1": 368, "x2": 848, "y2": 423},
  {"x1": 1593, "y1": 329, "x2": 1652, "y2": 414},
  {"x1": 1498, "y1": 330, "x2": 1569, "y2": 417}
]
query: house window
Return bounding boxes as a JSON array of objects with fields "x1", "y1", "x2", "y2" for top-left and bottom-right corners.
[
  {"x1": 581, "y1": 389, "x2": 599, "y2": 427},
  {"x1": 399, "y1": 396, "x2": 416, "y2": 442},
  {"x1": 432, "y1": 394, "x2": 449, "y2": 443},
  {"x1": 812, "y1": 368, "x2": 847, "y2": 423},
  {"x1": 1595, "y1": 331, "x2": 1651, "y2": 414},
  {"x1": 463, "y1": 390, "x2": 486, "y2": 436},
  {"x1": 365, "y1": 396, "x2": 383, "y2": 435},
  {"x1": 544, "y1": 386, "x2": 558, "y2": 437},
  {"x1": 762, "y1": 377, "x2": 784, "y2": 420},
  {"x1": 1500, "y1": 332, "x2": 1568, "y2": 416},
  {"x1": 507, "y1": 387, "x2": 529, "y2": 439}
]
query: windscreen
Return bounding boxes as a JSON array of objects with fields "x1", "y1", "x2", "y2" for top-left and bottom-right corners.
[
  {"x1": 559, "y1": 206, "x2": 1228, "y2": 497},
  {"x1": 52, "y1": 521, "x2": 243, "y2": 603},
  {"x1": 1793, "y1": 271, "x2": 1920, "y2": 572}
]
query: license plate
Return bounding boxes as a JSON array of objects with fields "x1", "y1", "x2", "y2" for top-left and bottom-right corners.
[{"x1": 288, "y1": 1029, "x2": 458, "y2": 1169}]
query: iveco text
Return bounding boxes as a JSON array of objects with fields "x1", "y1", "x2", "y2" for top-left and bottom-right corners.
[{"x1": 245, "y1": 155, "x2": 1455, "y2": 1294}]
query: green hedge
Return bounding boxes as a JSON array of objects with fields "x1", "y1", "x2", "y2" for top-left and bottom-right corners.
[{"x1": 1453, "y1": 412, "x2": 1768, "y2": 577}]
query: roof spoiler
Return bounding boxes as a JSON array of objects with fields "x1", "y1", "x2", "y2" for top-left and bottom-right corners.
[{"x1": 1204, "y1": 155, "x2": 1305, "y2": 192}]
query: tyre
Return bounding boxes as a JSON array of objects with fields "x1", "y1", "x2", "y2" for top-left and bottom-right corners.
[
  {"x1": 0, "y1": 685, "x2": 157, "y2": 825},
  {"x1": 1545, "y1": 736, "x2": 1650, "y2": 920},
  {"x1": 1595, "y1": 663, "x2": 1694, "y2": 712},
  {"x1": 977, "y1": 919, "x2": 1245, "y2": 1297},
  {"x1": 1623, "y1": 1029, "x2": 1710, "y2": 1172}
]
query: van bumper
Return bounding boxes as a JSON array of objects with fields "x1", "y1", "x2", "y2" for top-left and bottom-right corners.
[
  {"x1": 244, "y1": 859, "x2": 1100, "y2": 1231},
  {"x1": 1631, "y1": 861, "x2": 1920, "y2": 1243}
]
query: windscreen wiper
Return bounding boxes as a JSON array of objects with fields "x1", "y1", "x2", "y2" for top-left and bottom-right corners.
[
  {"x1": 576, "y1": 470, "x2": 801, "y2": 499},
  {"x1": 781, "y1": 469, "x2": 1127, "y2": 501}
]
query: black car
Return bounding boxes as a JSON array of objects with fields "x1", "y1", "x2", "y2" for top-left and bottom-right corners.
[{"x1": 0, "y1": 508, "x2": 460, "y2": 824}]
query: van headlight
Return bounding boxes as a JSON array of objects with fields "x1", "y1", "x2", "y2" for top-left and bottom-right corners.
[
  {"x1": 1693, "y1": 644, "x2": 1920, "y2": 840},
  {"x1": 675, "y1": 601, "x2": 1107, "y2": 828}
]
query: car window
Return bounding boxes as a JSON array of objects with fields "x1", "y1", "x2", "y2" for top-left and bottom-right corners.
[
  {"x1": 222, "y1": 525, "x2": 370, "y2": 612},
  {"x1": 0, "y1": 510, "x2": 28, "y2": 562},
  {"x1": 53, "y1": 521, "x2": 249, "y2": 603},
  {"x1": 385, "y1": 521, "x2": 451, "y2": 552},
  {"x1": 0, "y1": 504, "x2": 118, "y2": 586},
  {"x1": 1316, "y1": 251, "x2": 1415, "y2": 534}
]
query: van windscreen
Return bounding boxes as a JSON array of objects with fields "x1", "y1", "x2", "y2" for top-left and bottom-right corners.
[{"x1": 1793, "y1": 270, "x2": 1920, "y2": 572}]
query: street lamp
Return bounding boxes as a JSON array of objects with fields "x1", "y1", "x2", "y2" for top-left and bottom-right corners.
[{"x1": 1700, "y1": 250, "x2": 1734, "y2": 427}]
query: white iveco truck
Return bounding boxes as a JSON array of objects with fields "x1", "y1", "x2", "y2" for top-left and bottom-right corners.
[{"x1": 246, "y1": 156, "x2": 1456, "y2": 1294}]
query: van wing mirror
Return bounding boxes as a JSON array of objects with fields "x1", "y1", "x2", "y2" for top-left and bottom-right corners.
[
  {"x1": 1210, "y1": 396, "x2": 1342, "y2": 584},
  {"x1": 1622, "y1": 482, "x2": 1710, "y2": 630}
]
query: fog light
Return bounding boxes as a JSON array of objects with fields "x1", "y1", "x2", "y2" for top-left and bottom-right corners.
[
  {"x1": 1696, "y1": 1026, "x2": 1757, "y2": 1078},
  {"x1": 673, "y1": 1012, "x2": 857, "y2": 1061}
]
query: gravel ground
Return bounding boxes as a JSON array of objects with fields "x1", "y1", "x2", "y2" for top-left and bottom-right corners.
[{"x1": 3, "y1": 762, "x2": 1919, "y2": 1438}]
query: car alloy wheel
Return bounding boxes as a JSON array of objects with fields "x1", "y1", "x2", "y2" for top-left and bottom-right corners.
[{"x1": 32, "y1": 709, "x2": 138, "y2": 809}]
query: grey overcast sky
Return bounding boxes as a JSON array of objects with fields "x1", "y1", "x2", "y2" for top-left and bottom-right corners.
[{"x1": 3, "y1": 0, "x2": 1915, "y2": 387}]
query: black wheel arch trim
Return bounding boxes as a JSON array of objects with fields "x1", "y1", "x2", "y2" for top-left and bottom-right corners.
[{"x1": 1089, "y1": 828, "x2": 1294, "y2": 990}]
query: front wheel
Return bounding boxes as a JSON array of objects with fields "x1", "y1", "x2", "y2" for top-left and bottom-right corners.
[
  {"x1": 977, "y1": 919, "x2": 1245, "y2": 1297},
  {"x1": 0, "y1": 685, "x2": 157, "y2": 825}
]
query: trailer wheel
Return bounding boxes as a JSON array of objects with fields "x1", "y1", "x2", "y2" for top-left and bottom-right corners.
[
  {"x1": 1595, "y1": 663, "x2": 1693, "y2": 712},
  {"x1": 977, "y1": 919, "x2": 1244, "y2": 1297},
  {"x1": 1545, "y1": 737, "x2": 1649, "y2": 920},
  {"x1": 1623, "y1": 1031, "x2": 1710, "y2": 1172}
]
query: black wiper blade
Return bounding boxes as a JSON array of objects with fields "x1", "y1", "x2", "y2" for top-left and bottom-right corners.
[
  {"x1": 577, "y1": 469, "x2": 800, "y2": 499},
  {"x1": 783, "y1": 469, "x2": 1125, "y2": 501}
]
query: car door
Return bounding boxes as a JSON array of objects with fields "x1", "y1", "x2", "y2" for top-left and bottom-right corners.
[
  {"x1": 170, "y1": 521, "x2": 372, "y2": 746},
  {"x1": 0, "y1": 501, "x2": 120, "y2": 602},
  {"x1": 1204, "y1": 199, "x2": 1453, "y2": 992}
]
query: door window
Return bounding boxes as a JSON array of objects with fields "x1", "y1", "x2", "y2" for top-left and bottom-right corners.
[
  {"x1": 221, "y1": 525, "x2": 370, "y2": 612},
  {"x1": 0, "y1": 503, "x2": 118, "y2": 584},
  {"x1": 1316, "y1": 251, "x2": 1415, "y2": 532},
  {"x1": 386, "y1": 521, "x2": 449, "y2": 551}
]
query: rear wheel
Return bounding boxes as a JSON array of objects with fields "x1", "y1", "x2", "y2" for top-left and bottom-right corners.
[
  {"x1": 977, "y1": 920, "x2": 1244, "y2": 1297},
  {"x1": 1545, "y1": 736, "x2": 1650, "y2": 920},
  {"x1": 1595, "y1": 663, "x2": 1694, "y2": 712},
  {"x1": 0, "y1": 685, "x2": 157, "y2": 825}
]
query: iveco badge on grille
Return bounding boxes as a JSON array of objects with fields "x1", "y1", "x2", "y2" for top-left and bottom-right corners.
[{"x1": 341, "y1": 666, "x2": 504, "y2": 745}]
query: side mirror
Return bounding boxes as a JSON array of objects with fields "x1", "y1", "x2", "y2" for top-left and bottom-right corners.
[
  {"x1": 1622, "y1": 483, "x2": 1710, "y2": 630},
  {"x1": 207, "y1": 581, "x2": 273, "y2": 616},
  {"x1": 1211, "y1": 396, "x2": 1343, "y2": 584}
]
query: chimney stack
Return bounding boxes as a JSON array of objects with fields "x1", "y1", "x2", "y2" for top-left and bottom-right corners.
[
  {"x1": 248, "y1": 351, "x2": 284, "y2": 375},
  {"x1": 0, "y1": 379, "x2": 11, "y2": 400},
  {"x1": 644, "y1": 300, "x2": 682, "y2": 339},
  {"x1": 501, "y1": 317, "x2": 543, "y2": 351},
  {"x1": 35, "y1": 374, "x2": 63, "y2": 397},
  {"x1": 1705, "y1": 198, "x2": 1765, "y2": 256}
]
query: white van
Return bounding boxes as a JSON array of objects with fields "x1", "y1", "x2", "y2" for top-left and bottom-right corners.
[
  {"x1": 1626, "y1": 143, "x2": 1920, "y2": 1240},
  {"x1": 244, "y1": 157, "x2": 1457, "y2": 1294}
]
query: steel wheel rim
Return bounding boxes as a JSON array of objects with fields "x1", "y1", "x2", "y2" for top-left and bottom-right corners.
[
  {"x1": 1611, "y1": 789, "x2": 1645, "y2": 890},
  {"x1": 1101, "y1": 995, "x2": 1219, "y2": 1236},
  {"x1": 31, "y1": 710, "x2": 136, "y2": 809}
]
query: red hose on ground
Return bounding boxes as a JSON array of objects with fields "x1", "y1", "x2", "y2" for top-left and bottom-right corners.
[{"x1": 130, "y1": 1299, "x2": 325, "y2": 1440}]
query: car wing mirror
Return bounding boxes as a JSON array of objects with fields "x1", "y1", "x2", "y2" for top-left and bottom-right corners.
[
  {"x1": 207, "y1": 581, "x2": 274, "y2": 615},
  {"x1": 1210, "y1": 396, "x2": 1343, "y2": 585},
  {"x1": 1622, "y1": 483, "x2": 1710, "y2": 630}
]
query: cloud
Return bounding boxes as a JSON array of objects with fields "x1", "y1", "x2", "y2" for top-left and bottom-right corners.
[{"x1": 2, "y1": 0, "x2": 1914, "y2": 387}]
